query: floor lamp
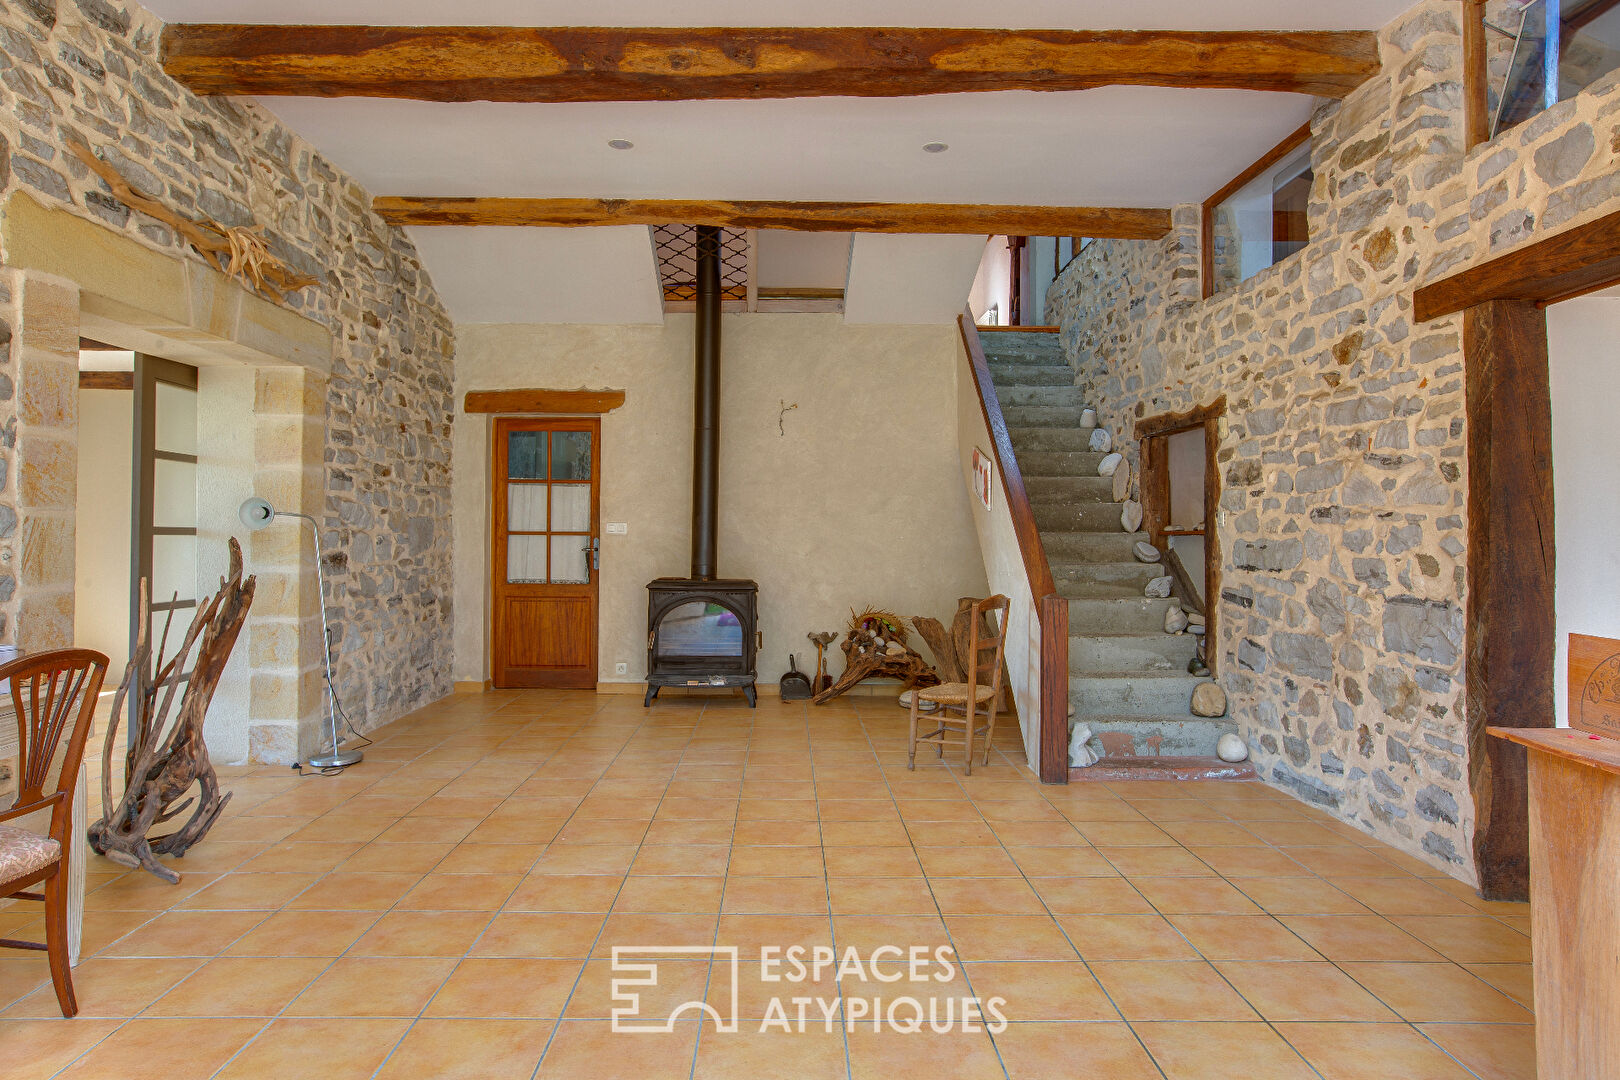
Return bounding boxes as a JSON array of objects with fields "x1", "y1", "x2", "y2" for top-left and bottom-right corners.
[{"x1": 238, "y1": 496, "x2": 363, "y2": 769}]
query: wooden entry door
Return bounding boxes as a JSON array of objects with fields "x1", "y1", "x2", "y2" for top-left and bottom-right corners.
[{"x1": 492, "y1": 417, "x2": 600, "y2": 688}]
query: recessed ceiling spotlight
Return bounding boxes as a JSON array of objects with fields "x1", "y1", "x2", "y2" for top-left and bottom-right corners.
[
  {"x1": 607, "y1": 139, "x2": 634, "y2": 150},
  {"x1": 923, "y1": 142, "x2": 949, "y2": 154}
]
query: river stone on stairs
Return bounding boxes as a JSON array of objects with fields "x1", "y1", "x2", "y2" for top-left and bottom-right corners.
[{"x1": 980, "y1": 329, "x2": 1242, "y2": 772}]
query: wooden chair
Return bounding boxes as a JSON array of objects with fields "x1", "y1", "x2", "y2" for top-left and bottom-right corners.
[
  {"x1": 0, "y1": 649, "x2": 108, "y2": 1018},
  {"x1": 908, "y1": 595, "x2": 1009, "y2": 775}
]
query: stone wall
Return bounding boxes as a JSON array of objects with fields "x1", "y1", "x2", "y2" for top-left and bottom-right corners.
[
  {"x1": 0, "y1": 0, "x2": 455, "y2": 753},
  {"x1": 1046, "y1": 0, "x2": 1620, "y2": 879}
]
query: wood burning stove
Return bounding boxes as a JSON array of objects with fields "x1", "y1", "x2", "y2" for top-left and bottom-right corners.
[{"x1": 645, "y1": 225, "x2": 760, "y2": 707}]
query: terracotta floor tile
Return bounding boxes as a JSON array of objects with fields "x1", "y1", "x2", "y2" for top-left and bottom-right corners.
[
  {"x1": 930, "y1": 877, "x2": 1046, "y2": 915},
  {"x1": 1214, "y1": 960, "x2": 1398, "y2": 1021},
  {"x1": 993, "y1": 1020, "x2": 1160, "y2": 1079},
  {"x1": 240, "y1": 841, "x2": 365, "y2": 873},
  {"x1": 1077, "y1": 822, "x2": 1175, "y2": 846},
  {"x1": 1416, "y1": 1022, "x2": 1537, "y2": 1080},
  {"x1": 56, "y1": 1018, "x2": 268, "y2": 1080},
  {"x1": 1099, "y1": 847, "x2": 1216, "y2": 876},
  {"x1": 593, "y1": 913, "x2": 721, "y2": 957},
  {"x1": 828, "y1": 876, "x2": 939, "y2": 915},
  {"x1": 563, "y1": 957, "x2": 709, "y2": 1020},
  {"x1": 1284, "y1": 846, "x2": 1410, "y2": 877},
  {"x1": 943, "y1": 915, "x2": 1078, "y2": 961},
  {"x1": 1030, "y1": 876, "x2": 1154, "y2": 915},
  {"x1": 1388, "y1": 915, "x2": 1533, "y2": 964},
  {"x1": 375, "y1": 1018, "x2": 555, "y2": 1080},
  {"x1": 1004, "y1": 845, "x2": 1117, "y2": 876},
  {"x1": 505, "y1": 873, "x2": 625, "y2": 911},
  {"x1": 428, "y1": 957, "x2": 585, "y2": 1017},
  {"x1": 1058, "y1": 914, "x2": 1199, "y2": 960},
  {"x1": 716, "y1": 914, "x2": 833, "y2": 954},
  {"x1": 433, "y1": 843, "x2": 543, "y2": 875},
  {"x1": 1342, "y1": 963, "x2": 1534, "y2": 1022},
  {"x1": 631, "y1": 844, "x2": 732, "y2": 876},
  {"x1": 821, "y1": 847, "x2": 922, "y2": 878},
  {"x1": 1089, "y1": 961, "x2": 1257, "y2": 1021},
  {"x1": 1276, "y1": 1022, "x2": 1478, "y2": 1079},
  {"x1": 101, "y1": 910, "x2": 267, "y2": 957},
  {"x1": 825, "y1": 820, "x2": 911, "y2": 846},
  {"x1": 288, "y1": 956, "x2": 458, "y2": 1016},
  {"x1": 845, "y1": 1025, "x2": 1005, "y2": 1080},
  {"x1": 731, "y1": 821, "x2": 822, "y2": 846},
  {"x1": 959, "y1": 960, "x2": 1118, "y2": 1021},
  {"x1": 726, "y1": 845, "x2": 823, "y2": 877},
  {"x1": 1133, "y1": 1021, "x2": 1318, "y2": 1080},
  {"x1": 350, "y1": 910, "x2": 495, "y2": 957},
  {"x1": 991, "y1": 821, "x2": 1090, "y2": 847},
  {"x1": 692, "y1": 1023, "x2": 848, "y2": 1079},
  {"x1": 1234, "y1": 878, "x2": 1371, "y2": 915},
  {"x1": 224, "y1": 909, "x2": 379, "y2": 957},
  {"x1": 0, "y1": 956, "x2": 199, "y2": 1019},
  {"x1": 468, "y1": 911, "x2": 602, "y2": 957},
  {"x1": 556, "y1": 819, "x2": 653, "y2": 844},
  {"x1": 1463, "y1": 962, "x2": 1534, "y2": 1009},
  {"x1": 144, "y1": 955, "x2": 328, "y2": 1016},
  {"x1": 612, "y1": 874, "x2": 727, "y2": 913},
  {"x1": 913, "y1": 847, "x2": 1022, "y2": 877},
  {"x1": 0, "y1": 1018, "x2": 122, "y2": 1080},
  {"x1": 531, "y1": 845, "x2": 640, "y2": 876},
  {"x1": 1185, "y1": 846, "x2": 1309, "y2": 878},
  {"x1": 831, "y1": 915, "x2": 951, "y2": 956},
  {"x1": 214, "y1": 1017, "x2": 412, "y2": 1079},
  {"x1": 1329, "y1": 877, "x2": 1482, "y2": 916},
  {"x1": 1277, "y1": 915, "x2": 1446, "y2": 962},
  {"x1": 1128, "y1": 877, "x2": 1263, "y2": 915},
  {"x1": 723, "y1": 876, "x2": 829, "y2": 915},
  {"x1": 84, "y1": 873, "x2": 222, "y2": 911},
  {"x1": 395, "y1": 872, "x2": 523, "y2": 911},
  {"x1": 536, "y1": 1020, "x2": 697, "y2": 1079},
  {"x1": 285, "y1": 872, "x2": 424, "y2": 911},
  {"x1": 173, "y1": 872, "x2": 320, "y2": 910},
  {"x1": 1165, "y1": 914, "x2": 1321, "y2": 961}
]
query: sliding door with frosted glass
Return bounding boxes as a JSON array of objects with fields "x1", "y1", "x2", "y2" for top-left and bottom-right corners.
[
  {"x1": 130, "y1": 354, "x2": 199, "y2": 671},
  {"x1": 490, "y1": 416, "x2": 600, "y2": 688}
]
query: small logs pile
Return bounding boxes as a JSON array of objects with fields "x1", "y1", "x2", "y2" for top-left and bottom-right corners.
[
  {"x1": 88, "y1": 539, "x2": 256, "y2": 883},
  {"x1": 810, "y1": 608, "x2": 938, "y2": 704}
]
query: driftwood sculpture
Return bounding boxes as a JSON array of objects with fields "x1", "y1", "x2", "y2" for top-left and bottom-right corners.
[
  {"x1": 913, "y1": 598, "x2": 1005, "y2": 685},
  {"x1": 810, "y1": 608, "x2": 939, "y2": 705},
  {"x1": 88, "y1": 539, "x2": 256, "y2": 883},
  {"x1": 66, "y1": 139, "x2": 319, "y2": 303}
]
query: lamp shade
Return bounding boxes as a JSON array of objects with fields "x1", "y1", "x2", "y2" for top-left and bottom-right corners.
[{"x1": 238, "y1": 496, "x2": 276, "y2": 532}]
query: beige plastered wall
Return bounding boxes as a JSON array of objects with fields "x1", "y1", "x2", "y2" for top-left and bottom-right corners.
[{"x1": 453, "y1": 314, "x2": 990, "y2": 689}]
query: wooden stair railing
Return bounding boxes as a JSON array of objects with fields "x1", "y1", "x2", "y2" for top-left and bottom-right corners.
[{"x1": 958, "y1": 313, "x2": 1070, "y2": 783}]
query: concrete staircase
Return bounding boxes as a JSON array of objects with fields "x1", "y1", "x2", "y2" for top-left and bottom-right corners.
[{"x1": 981, "y1": 331, "x2": 1237, "y2": 768}]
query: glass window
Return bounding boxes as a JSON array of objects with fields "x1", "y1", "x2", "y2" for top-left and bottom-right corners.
[
  {"x1": 508, "y1": 431, "x2": 546, "y2": 479},
  {"x1": 1209, "y1": 144, "x2": 1314, "y2": 295},
  {"x1": 154, "y1": 381, "x2": 197, "y2": 456},
  {"x1": 507, "y1": 535, "x2": 547, "y2": 583},
  {"x1": 656, "y1": 601, "x2": 744, "y2": 657},
  {"x1": 1494, "y1": 0, "x2": 1620, "y2": 136},
  {"x1": 550, "y1": 431, "x2": 592, "y2": 480},
  {"x1": 507, "y1": 484, "x2": 546, "y2": 532},
  {"x1": 549, "y1": 536, "x2": 590, "y2": 585}
]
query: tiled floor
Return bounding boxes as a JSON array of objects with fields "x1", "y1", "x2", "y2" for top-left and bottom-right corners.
[{"x1": 0, "y1": 690, "x2": 1534, "y2": 1079}]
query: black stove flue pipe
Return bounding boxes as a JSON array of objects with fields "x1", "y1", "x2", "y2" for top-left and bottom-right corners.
[{"x1": 690, "y1": 225, "x2": 722, "y2": 581}]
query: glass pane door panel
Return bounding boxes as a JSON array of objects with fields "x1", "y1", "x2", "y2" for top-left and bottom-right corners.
[
  {"x1": 550, "y1": 431, "x2": 592, "y2": 479},
  {"x1": 656, "y1": 601, "x2": 744, "y2": 657},
  {"x1": 152, "y1": 533, "x2": 198, "y2": 603},
  {"x1": 153, "y1": 458, "x2": 197, "y2": 529},
  {"x1": 549, "y1": 536, "x2": 589, "y2": 584},
  {"x1": 508, "y1": 431, "x2": 547, "y2": 479},
  {"x1": 550, "y1": 485, "x2": 591, "y2": 532},
  {"x1": 507, "y1": 484, "x2": 547, "y2": 532},
  {"x1": 154, "y1": 382, "x2": 198, "y2": 455},
  {"x1": 507, "y1": 535, "x2": 548, "y2": 583}
]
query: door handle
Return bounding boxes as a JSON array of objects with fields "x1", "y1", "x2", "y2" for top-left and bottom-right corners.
[{"x1": 583, "y1": 536, "x2": 600, "y2": 571}]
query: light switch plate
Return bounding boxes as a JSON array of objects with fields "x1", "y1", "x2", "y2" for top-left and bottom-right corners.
[{"x1": 605, "y1": 522, "x2": 628, "y2": 534}]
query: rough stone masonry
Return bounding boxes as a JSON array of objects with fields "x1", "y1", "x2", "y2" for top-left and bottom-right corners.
[
  {"x1": 1047, "y1": 0, "x2": 1620, "y2": 880},
  {"x1": 0, "y1": 0, "x2": 456, "y2": 755}
]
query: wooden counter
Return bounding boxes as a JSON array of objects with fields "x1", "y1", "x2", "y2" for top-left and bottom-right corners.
[{"x1": 1489, "y1": 726, "x2": 1620, "y2": 1079}]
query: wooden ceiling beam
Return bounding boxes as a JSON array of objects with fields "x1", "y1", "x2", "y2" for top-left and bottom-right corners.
[
  {"x1": 1414, "y1": 206, "x2": 1620, "y2": 322},
  {"x1": 161, "y1": 25, "x2": 1381, "y2": 102},
  {"x1": 372, "y1": 197, "x2": 1172, "y2": 239}
]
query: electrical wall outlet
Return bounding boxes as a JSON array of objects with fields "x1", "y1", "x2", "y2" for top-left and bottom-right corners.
[
  {"x1": 605, "y1": 522, "x2": 628, "y2": 535},
  {"x1": 615, "y1": 662, "x2": 629, "y2": 676}
]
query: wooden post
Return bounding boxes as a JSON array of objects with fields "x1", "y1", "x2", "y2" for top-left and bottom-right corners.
[
  {"x1": 1463, "y1": 299, "x2": 1555, "y2": 901},
  {"x1": 1039, "y1": 594, "x2": 1070, "y2": 784},
  {"x1": 1463, "y1": 0, "x2": 1490, "y2": 148}
]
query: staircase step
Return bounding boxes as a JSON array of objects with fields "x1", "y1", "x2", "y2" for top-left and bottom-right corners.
[
  {"x1": 1069, "y1": 716, "x2": 1239, "y2": 758},
  {"x1": 1053, "y1": 561, "x2": 1164, "y2": 589},
  {"x1": 1008, "y1": 428, "x2": 1098, "y2": 453},
  {"x1": 989, "y1": 364, "x2": 1073, "y2": 386},
  {"x1": 1015, "y1": 450, "x2": 1110, "y2": 475},
  {"x1": 1027, "y1": 475, "x2": 1115, "y2": 502},
  {"x1": 1001, "y1": 404, "x2": 1088, "y2": 427},
  {"x1": 995, "y1": 385, "x2": 1085, "y2": 409},
  {"x1": 980, "y1": 344, "x2": 1066, "y2": 363},
  {"x1": 1071, "y1": 674, "x2": 1211, "y2": 716},
  {"x1": 1068, "y1": 595, "x2": 1178, "y2": 633},
  {"x1": 1045, "y1": 531, "x2": 1154, "y2": 563},
  {"x1": 1070, "y1": 633, "x2": 1199, "y2": 674},
  {"x1": 1034, "y1": 504, "x2": 1127, "y2": 532}
]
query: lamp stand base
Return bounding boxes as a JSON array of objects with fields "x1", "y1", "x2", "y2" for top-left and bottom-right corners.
[{"x1": 307, "y1": 748, "x2": 364, "y2": 769}]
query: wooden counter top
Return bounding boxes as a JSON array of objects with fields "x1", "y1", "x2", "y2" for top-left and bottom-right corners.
[{"x1": 1489, "y1": 725, "x2": 1620, "y2": 777}]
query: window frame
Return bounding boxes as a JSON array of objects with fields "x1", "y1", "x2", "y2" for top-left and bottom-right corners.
[{"x1": 1199, "y1": 121, "x2": 1314, "y2": 300}]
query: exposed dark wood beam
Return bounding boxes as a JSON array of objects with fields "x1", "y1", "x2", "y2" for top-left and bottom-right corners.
[
  {"x1": 79, "y1": 370, "x2": 134, "y2": 390},
  {"x1": 161, "y1": 25, "x2": 1381, "y2": 102},
  {"x1": 1414, "y1": 206, "x2": 1620, "y2": 321},
  {"x1": 374, "y1": 198, "x2": 1172, "y2": 238}
]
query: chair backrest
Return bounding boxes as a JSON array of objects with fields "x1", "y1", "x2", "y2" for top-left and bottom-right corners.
[
  {"x1": 965, "y1": 595, "x2": 1011, "y2": 699},
  {"x1": 1, "y1": 649, "x2": 108, "y2": 839}
]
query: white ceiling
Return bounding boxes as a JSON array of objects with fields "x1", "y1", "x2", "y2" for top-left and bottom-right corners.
[
  {"x1": 844, "y1": 235, "x2": 990, "y2": 324},
  {"x1": 141, "y1": 0, "x2": 1413, "y2": 323}
]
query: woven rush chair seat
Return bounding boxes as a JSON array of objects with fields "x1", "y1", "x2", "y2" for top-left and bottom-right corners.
[
  {"x1": 0, "y1": 824, "x2": 61, "y2": 883},
  {"x1": 916, "y1": 682, "x2": 996, "y2": 706}
]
